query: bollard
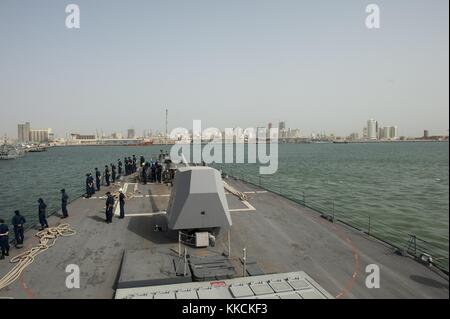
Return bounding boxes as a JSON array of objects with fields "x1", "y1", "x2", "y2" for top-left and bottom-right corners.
[
  {"x1": 243, "y1": 248, "x2": 247, "y2": 277},
  {"x1": 332, "y1": 200, "x2": 335, "y2": 222},
  {"x1": 178, "y1": 231, "x2": 181, "y2": 257},
  {"x1": 184, "y1": 247, "x2": 187, "y2": 276}
]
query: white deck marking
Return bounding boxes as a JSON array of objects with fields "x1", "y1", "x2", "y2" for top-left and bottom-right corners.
[
  {"x1": 114, "y1": 183, "x2": 129, "y2": 216},
  {"x1": 229, "y1": 200, "x2": 256, "y2": 212},
  {"x1": 121, "y1": 211, "x2": 167, "y2": 217}
]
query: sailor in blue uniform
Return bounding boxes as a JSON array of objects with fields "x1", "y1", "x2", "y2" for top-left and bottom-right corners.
[
  {"x1": 61, "y1": 189, "x2": 69, "y2": 218},
  {"x1": 111, "y1": 164, "x2": 116, "y2": 183},
  {"x1": 95, "y1": 168, "x2": 101, "y2": 191},
  {"x1": 141, "y1": 163, "x2": 148, "y2": 185},
  {"x1": 119, "y1": 188, "x2": 126, "y2": 219},
  {"x1": 105, "y1": 192, "x2": 114, "y2": 223},
  {"x1": 124, "y1": 158, "x2": 128, "y2": 175},
  {"x1": 151, "y1": 162, "x2": 157, "y2": 183},
  {"x1": 132, "y1": 155, "x2": 137, "y2": 173},
  {"x1": 89, "y1": 173, "x2": 96, "y2": 195},
  {"x1": 11, "y1": 210, "x2": 25, "y2": 248},
  {"x1": 157, "y1": 162, "x2": 163, "y2": 183},
  {"x1": 38, "y1": 198, "x2": 49, "y2": 230},
  {"x1": 0, "y1": 219, "x2": 10, "y2": 259},
  {"x1": 128, "y1": 157, "x2": 133, "y2": 174},
  {"x1": 104, "y1": 165, "x2": 111, "y2": 186},
  {"x1": 85, "y1": 173, "x2": 92, "y2": 198},
  {"x1": 118, "y1": 159, "x2": 123, "y2": 177}
]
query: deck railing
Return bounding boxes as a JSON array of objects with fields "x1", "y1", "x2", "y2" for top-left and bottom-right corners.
[{"x1": 215, "y1": 164, "x2": 449, "y2": 274}]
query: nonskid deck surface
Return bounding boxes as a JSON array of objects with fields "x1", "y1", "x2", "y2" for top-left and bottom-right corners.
[{"x1": 0, "y1": 175, "x2": 448, "y2": 299}]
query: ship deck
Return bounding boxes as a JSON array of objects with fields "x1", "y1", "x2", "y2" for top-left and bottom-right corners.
[{"x1": 0, "y1": 175, "x2": 448, "y2": 299}]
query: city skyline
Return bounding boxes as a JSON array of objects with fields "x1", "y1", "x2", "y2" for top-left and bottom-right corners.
[
  {"x1": 14, "y1": 118, "x2": 449, "y2": 144},
  {"x1": 0, "y1": 0, "x2": 448, "y2": 138}
]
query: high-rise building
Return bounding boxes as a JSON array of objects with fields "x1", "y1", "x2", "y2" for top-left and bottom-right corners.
[
  {"x1": 378, "y1": 125, "x2": 399, "y2": 140},
  {"x1": 127, "y1": 129, "x2": 135, "y2": 139},
  {"x1": 424, "y1": 130, "x2": 430, "y2": 139},
  {"x1": 367, "y1": 119, "x2": 378, "y2": 140},
  {"x1": 389, "y1": 126, "x2": 399, "y2": 140},
  {"x1": 17, "y1": 122, "x2": 31, "y2": 143},
  {"x1": 278, "y1": 121, "x2": 286, "y2": 131},
  {"x1": 29, "y1": 128, "x2": 51, "y2": 143},
  {"x1": 289, "y1": 129, "x2": 301, "y2": 138}
]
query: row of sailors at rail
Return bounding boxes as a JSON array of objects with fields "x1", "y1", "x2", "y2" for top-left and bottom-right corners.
[
  {"x1": 0, "y1": 191, "x2": 68, "y2": 257},
  {"x1": 138, "y1": 160, "x2": 164, "y2": 184},
  {"x1": 84, "y1": 151, "x2": 169, "y2": 197},
  {"x1": 84, "y1": 156, "x2": 136, "y2": 198}
]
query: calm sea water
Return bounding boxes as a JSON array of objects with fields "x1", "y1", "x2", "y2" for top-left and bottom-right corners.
[{"x1": 0, "y1": 143, "x2": 448, "y2": 264}]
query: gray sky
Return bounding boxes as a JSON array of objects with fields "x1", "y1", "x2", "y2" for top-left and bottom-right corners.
[{"x1": 0, "y1": 0, "x2": 448, "y2": 138}]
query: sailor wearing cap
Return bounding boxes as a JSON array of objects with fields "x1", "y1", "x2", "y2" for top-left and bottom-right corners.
[
  {"x1": 85, "y1": 173, "x2": 91, "y2": 198},
  {"x1": 132, "y1": 155, "x2": 137, "y2": 173},
  {"x1": 118, "y1": 159, "x2": 123, "y2": 177},
  {"x1": 105, "y1": 192, "x2": 114, "y2": 223},
  {"x1": 38, "y1": 198, "x2": 49, "y2": 230},
  {"x1": 11, "y1": 210, "x2": 26, "y2": 248},
  {"x1": 61, "y1": 189, "x2": 69, "y2": 218},
  {"x1": 0, "y1": 219, "x2": 9, "y2": 259},
  {"x1": 119, "y1": 189, "x2": 126, "y2": 219},
  {"x1": 95, "y1": 168, "x2": 101, "y2": 191},
  {"x1": 104, "y1": 165, "x2": 111, "y2": 186},
  {"x1": 111, "y1": 164, "x2": 116, "y2": 183}
]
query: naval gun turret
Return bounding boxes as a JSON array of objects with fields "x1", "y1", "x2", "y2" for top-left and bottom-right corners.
[{"x1": 165, "y1": 166, "x2": 232, "y2": 246}]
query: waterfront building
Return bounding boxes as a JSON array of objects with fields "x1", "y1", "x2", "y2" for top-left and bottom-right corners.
[
  {"x1": 17, "y1": 122, "x2": 31, "y2": 143},
  {"x1": 389, "y1": 126, "x2": 399, "y2": 140},
  {"x1": 367, "y1": 119, "x2": 378, "y2": 140},
  {"x1": 289, "y1": 129, "x2": 301, "y2": 138},
  {"x1": 29, "y1": 128, "x2": 51, "y2": 143},
  {"x1": 127, "y1": 129, "x2": 135, "y2": 139}
]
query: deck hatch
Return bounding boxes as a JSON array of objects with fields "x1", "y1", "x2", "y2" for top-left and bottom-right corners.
[
  {"x1": 153, "y1": 292, "x2": 176, "y2": 299},
  {"x1": 249, "y1": 282, "x2": 274, "y2": 295},
  {"x1": 298, "y1": 290, "x2": 325, "y2": 299},
  {"x1": 268, "y1": 280, "x2": 293, "y2": 293},
  {"x1": 176, "y1": 290, "x2": 199, "y2": 299},
  {"x1": 287, "y1": 279, "x2": 310, "y2": 290},
  {"x1": 229, "y1": 284, "x2": 255, "y2": 298}
]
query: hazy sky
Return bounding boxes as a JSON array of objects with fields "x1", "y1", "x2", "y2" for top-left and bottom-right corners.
[{"x1": 0, "y1": 0, "x2": 448, "y2": 138}]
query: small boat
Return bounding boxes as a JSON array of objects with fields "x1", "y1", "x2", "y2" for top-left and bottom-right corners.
[
  {"x1": 0, "y1": 137, "x2": 24, "y2": 160},
  {"x1": 28, "y1": 145, "x2": 48, "y2": 152}
]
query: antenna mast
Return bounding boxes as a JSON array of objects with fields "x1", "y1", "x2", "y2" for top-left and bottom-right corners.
[{"x1": 165, "y1": 108, "x2": 168, "y2": 143}]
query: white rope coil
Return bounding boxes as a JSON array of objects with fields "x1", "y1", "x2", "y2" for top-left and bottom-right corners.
[
  {"x1": 0, "y1": 223, "x2": 76, "y2": 290},
  {"x1": 223, "y1": 181, "x2": 249, "y2": 201}
]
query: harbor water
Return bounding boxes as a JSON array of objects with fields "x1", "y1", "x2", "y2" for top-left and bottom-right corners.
[{"x1": 0, "y1": 142, "x2": 448, "y2": 267}]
